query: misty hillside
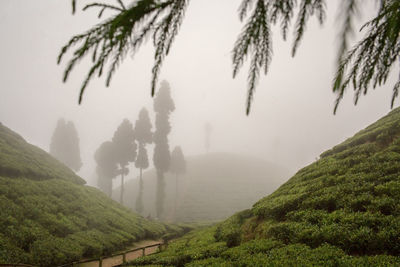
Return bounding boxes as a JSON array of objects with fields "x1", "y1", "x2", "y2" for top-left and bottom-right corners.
[
  {"x1": 127, "y1": 107, "x2": 400, "y2": 266},
  {"x1": 0, "y1": 122, "x2": 84, "y2": 184},
  {"x1": 0, "y1": 123, "x2": 186, "y2": 266},
  {"x1": 116, "y1": 153, "x2": 289, "y2": 222}
]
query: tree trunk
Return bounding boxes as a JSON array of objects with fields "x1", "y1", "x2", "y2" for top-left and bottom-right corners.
[
  {"x1": 174, "y1": 174, "x2": 179, "y2": 221},
  {"x1": 120, "y1": 172, "x2": 124, "y2": 205},
  {"x1": 136, "y1": 168, "x2": 144, "y2": 214},
  {"x1": 156, "y1": 170, "x2": 165, "y2": 219}
]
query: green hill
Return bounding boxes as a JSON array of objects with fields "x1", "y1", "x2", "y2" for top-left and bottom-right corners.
[
  {"x1": 0, "y1": 122, "x2": 84, "y2": 184},
  {"x1": 116, "y1": 153, "x2": 289, "y2": 222},
  {"x1": 126, "y1": 108, "x2": 400, "y2": 266},
  {"x1": 0, "y1": 123, "x2": 186, "y2": 266}
]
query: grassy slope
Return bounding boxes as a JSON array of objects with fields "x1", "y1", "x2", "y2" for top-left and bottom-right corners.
[
  {"x1": 126, "y1": 108, "x2": 400, "y2": 266},
  {"x1": 0, "y1": 123, "x2": 187, "y2": 266},
  {"x1": 0, "y1": 122, "x2": 84, "y2": 184},
  {"x1": 118, "y1": 153, "x2": 289, "y2": 222}
]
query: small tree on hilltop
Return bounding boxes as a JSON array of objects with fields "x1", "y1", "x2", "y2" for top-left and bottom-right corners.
[
  {"x1": 50, "y1": 118, "x2": 82, "y2": 172},
  {"x1": 170, "y1": 146, "x2": 186, "y2": 221},
  {"x1": 153, "y1": 80, "x2": 175, "y2": 219},
  {"x1": 94, "y1": 141, "x2": 118, "y2": 197},
  {"x1": 134, "y1": 108, "x2": 153, "y2": 214},
  {"x1": 112, "y1": 119, "x2": 137, "y2": 205}
]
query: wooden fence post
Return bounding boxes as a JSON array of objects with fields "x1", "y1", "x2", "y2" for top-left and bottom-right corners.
[
  {"x1": 142, "y1": 247, "x2": 145, "y2": 256},
  {"x1": 99, "y1": 257, "x2": 102, "y2": 267},
  {"x1": 123, "y1": 253, "x2": 126, "y2": 263}
]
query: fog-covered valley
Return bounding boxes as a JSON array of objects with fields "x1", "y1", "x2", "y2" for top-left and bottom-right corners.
[{"x1": 1, "y1": 0, "x2": 400, "y2": 266}]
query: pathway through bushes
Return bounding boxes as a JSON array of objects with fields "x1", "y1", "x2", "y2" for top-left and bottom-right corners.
[{"x1": 78, "y1": 240, "x2": 161, "y2": 267}]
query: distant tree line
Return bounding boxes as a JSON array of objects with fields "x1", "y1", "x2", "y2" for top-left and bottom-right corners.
[
  {"x1": 48, "y1": 81, "x2": 186, "y2": 220},
  {"x1": 94, "y1": 116, "x2": 149, "y2": 207},
  {"x1": 93, "y1": 80, "x2": 185, "y2": 220}
]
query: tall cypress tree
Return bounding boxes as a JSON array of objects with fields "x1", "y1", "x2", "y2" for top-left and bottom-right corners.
[
  {"x1": 170, "y1": 146, "x2": 186, "y2": 221},
  {"x1": 50, "y1": 118, "x2": 82, "y2": 172},
  {"x1": 94, "y1": 141, "x2": 118, "y2": 197},
  {"x1": 112, "y1": 119, "x2": 137, "y2": 205},
  {"x1": 153, "y1": 80, "x2": 175, "y2": 219},
  {"x1": 134, "y1": 108, "x2": 153, "y2": 214}
]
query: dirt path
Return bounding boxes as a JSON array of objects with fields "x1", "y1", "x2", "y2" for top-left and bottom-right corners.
[{"x1": 77, "y1": 240, "x2": 161, "y2": 267}]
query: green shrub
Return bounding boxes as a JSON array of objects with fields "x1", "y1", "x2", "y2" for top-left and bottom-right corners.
[
  {"x1": 126, "y1": 108, "x2": 400, "y2": 266},
  {"x1": 0, "y1": 177, "x2": 188, "y2": 265}
]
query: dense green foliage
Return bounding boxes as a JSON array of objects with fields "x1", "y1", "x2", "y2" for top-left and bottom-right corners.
[
  {"x1": 63, "y1": 0, "x2": 400, "y2": 114},
  {"x1": 0, "y1": 123, "x2": 187, "y2": 266},
  {"x1": 0, "y1": 123, "x2": 84, "y2": 184},
  {"x1": 117, "y1": 153, "x2": 287, "y2": 222},
  {"x1": 333, "y1": 0, "x2": 400, "y2": 113},
  {"x1": 126, "y1": 224, "x2": 400, "y2": 266},
  {"x1": 126, "y1": 107, "x2": 400, "y2": 266},
  {"x1": 0, "y1": 177, "x2": 173, "y2": 266}
]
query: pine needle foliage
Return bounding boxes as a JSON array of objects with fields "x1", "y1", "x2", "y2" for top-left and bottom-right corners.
[
  {"x1": 233, "y1": 0, "x2": 272, "y2": 115},
  {"x1": 333, "y1": 0, "x2": 400, "y2": 113},
  {"x1": 59, "y1": 0, "x2": 189, "y2": 104},
  {"x1": 63, "y1": 0, "x2": 400, "y2": 114}
]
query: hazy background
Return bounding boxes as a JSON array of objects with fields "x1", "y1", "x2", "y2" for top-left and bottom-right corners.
[{"x1": 0, "y1": 0, "x2": 397, "y2": 186}]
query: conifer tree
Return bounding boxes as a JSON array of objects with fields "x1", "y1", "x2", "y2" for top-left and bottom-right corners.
[
  {"x1": 170, "y1": 146, "x2": 186, "y2": 221},
  {"x1": 94, "y1": 141, "x2": 118, "y2": 197},
  {"x1": 134, "y1": 108, "x2": 153, "y2": 214},
  {"x1": 50, "y1": 118, "x2": 82, "y2": 172},
  {"x1": 153, "y1": 80, "x2": 175, "y2": 219},
  {"x1": 61, "y1": 0, "x2": 400, "y2": 114},
  {"x1": 112, "y1": 119, "x2": 137, "y2": 205}
]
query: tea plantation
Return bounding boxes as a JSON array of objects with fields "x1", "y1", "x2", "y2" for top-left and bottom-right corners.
[
  {"x1": 126, "y1": 108, "x2": 400, "y2": 266},
  {"x1": 0, "y1": 123, "x2": 188, "y2": 266}
]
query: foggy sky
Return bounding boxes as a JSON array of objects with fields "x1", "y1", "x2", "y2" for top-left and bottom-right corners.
[{"x1": 0, "y1": 0, "x2": 397, "y2": 186}]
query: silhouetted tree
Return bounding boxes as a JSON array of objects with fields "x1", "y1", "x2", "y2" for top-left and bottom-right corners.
[
  {"x1": 134, "y1": 108, "x2": 153, "y2": 214},
  {"x1": 50, "y1": 118, "x2": 82, "y2": 172},
  {"x1": 135, "y1": 144, "x2": 147, "y2": 214},
  {"x1": 170, "y1": 146, "x2": 186, "y2": 220},
  {"x1": 94, "y1": 141, "x2": 118, "y2": 197},
  {"x1": 62, "y1": 0, "x2": 400, "y2": 114},
  {"x1": 112, "y1": 119, "x2": 137, "y2": 205},
  {"x1": 153, "y1": 80, "x2": 175, "y2": 218}
]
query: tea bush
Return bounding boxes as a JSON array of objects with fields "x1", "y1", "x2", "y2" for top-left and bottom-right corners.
[
  {"x1": 0, "y1": 124, "x2": 189, "y2": 266},
  {"x1": 125, "y1": 108, "x2": 400, "y2": 266}
]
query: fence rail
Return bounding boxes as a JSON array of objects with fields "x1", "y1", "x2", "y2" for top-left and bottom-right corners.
[
  {"x1": 2, "y1": 242, "x2": 165, "y2": 267},
  {"x1": 68, "y1": 242, "x2": 164, "y2": 267},
  {"x1": 0, "y1": 264, "x2": 36, "y2": 267}
]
